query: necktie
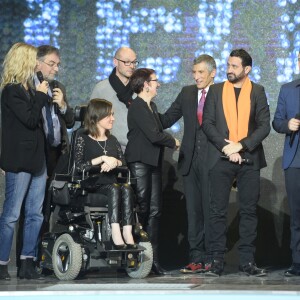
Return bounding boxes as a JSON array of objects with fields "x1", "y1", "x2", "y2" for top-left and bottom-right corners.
[
  {"x1": 197, "y1": 89, "x2": 206, "y2": 125},
  {"x1": 45, "y1": 102, "x2": 55, "y2": 145}
]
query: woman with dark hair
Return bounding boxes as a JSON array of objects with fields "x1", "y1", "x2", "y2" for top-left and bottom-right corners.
[
  {"x1": 125, "y1": 68, "x2": 180, "y2": 275},
  {"x1": 74, "y1": 98, "x2": 136, "y2": 249}
]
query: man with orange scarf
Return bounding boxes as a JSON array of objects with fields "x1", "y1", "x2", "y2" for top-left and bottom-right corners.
[{"x1": 202, "y1": 49, "x2": 270, "y2": 276}]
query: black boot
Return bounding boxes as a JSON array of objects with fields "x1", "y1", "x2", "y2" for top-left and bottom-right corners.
[
  {"x1": 0, "y1": 265, "x2": 11, "y2": 280},
  {"x1": 19, "y1": 258, "x2": 44, "y2": 280},
  {"x1": 147, "y1": 218, "x2": 169, "y2": 276},
  {"x1": 151, "y1": 244, "x2": 169, "y2": 275}
]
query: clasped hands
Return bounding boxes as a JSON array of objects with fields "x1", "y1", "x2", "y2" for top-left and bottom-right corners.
[
  {"x1": 222, "y1": 139, "x2": 243, "y2": 164},
  {"x1": 99, "y1": 156, "x2": 119, "y2": 173}
]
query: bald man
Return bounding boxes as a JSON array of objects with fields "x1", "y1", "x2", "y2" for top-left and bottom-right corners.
[{"x1": 90, "y1": 47, "x2": 138, "y2": 150}]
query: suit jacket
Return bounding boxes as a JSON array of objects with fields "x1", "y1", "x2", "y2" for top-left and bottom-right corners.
[
  {"x1": 125, "y1": 97, "x2": 176, "y2": 167},
  {"x1": 159, "y1": 84, "x2": 206, "y2": 176},
  {"x1": 202, "y1": 81, "x2": 270, "y2": 171},
  {"x1": 272, "y1": 79, "x2": 300, "y2": 169},
  {"x1": 0, "y1": 83, "x2": 48, "y2": 173}
]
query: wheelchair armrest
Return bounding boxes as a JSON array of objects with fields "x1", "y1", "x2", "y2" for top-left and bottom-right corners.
[
  {"x1": 54, "y1": 173, "x2": 81, "y2": 183},
  {"x1": 81, "y1": 166, "x2": 135, "y2": 185}
]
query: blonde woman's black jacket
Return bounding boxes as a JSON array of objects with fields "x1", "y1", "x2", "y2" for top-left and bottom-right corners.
[{"x1": 0, "y1": 83, "x2": 48, "y2": 174}]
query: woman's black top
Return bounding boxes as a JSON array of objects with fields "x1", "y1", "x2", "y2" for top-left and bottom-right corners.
[
  {"x1": 75, "y1": 132, "x2": 125, "y2": 185},
  {"x1": 125, "y1": 96, "x2": 176, "y2": 167}
]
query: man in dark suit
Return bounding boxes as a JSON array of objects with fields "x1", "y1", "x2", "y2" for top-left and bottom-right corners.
[
  {"x1": 202, "y1": 49, "x2": 270, "y2": 276},
  {"x1": 36, "y1": 45, "x2": 75, "y2": 177},
  {"x1": 273, "y1": 50, "x2": 300, "y2": 276},
  {"x1": 159, "y1": 54, "x2": 216, "y2": 273}
]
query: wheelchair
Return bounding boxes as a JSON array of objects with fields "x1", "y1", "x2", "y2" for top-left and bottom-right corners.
[{"x1": 39, "y1": 106, "x2": 153, "y2": 280}]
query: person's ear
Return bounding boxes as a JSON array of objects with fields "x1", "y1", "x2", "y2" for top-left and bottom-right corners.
[
  {"x1": 113, "y1": 57, "x2": 118, "y2": 67},
  {"x1": 245, "y1": 66, "x2": 252, "y2": 75}
]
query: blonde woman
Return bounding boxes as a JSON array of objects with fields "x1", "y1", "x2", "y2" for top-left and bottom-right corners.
[{"x1": 0, "y1": 43, "x2": 48, "y2": 280}]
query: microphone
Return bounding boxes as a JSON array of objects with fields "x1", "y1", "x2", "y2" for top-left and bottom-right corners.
[
  {"x1": 37, "y1": 71, "x2": 59, "y2": 114},
  {"x1": 221, "y1": 155, "x2": 253, "y2": 165},
  {"x1": 52, "y1": 80, "x2": 59, "y2": 114},
  {"x1": 37, "y1": 71, "x2": 44, "y2": 83},
  {"x1": 289, "y1": 113, "x2": 300, "y2": 147}
]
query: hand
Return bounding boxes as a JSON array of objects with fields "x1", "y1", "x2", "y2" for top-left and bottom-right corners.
[
  {"x1": 52, "y1": 87, "x2": 66, "y2": 110},
  {"x1": 100, "y1": 162, "x2": 113, "y2": 173},
  {"x1": 36, "y1": 80, "x2": 48, "y2": 94},
  {"x1": 228, "y1": 153, "x2": 243, "y2": 164},
  {"x1": 175, "y1": 138, "x2": 180, "y2": 150},
  {"x1": 102, "y1": 156, "x2": 118, "y2": 170},
  {"x1": 288, "y1": 118, "x2": 300, "y2": 132},
  {"x1": 222, "y1": 139, "x2": 243, "y2": 156}
]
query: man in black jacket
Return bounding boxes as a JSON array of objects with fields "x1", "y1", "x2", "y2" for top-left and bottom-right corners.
[
  {"x1": 159, "y1": 54, "x2": 216, "y2": 273},
  {"x1": 202, "y1": 49, "x2": 270, "y2": 276}
]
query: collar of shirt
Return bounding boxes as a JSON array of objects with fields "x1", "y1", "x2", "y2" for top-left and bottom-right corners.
[{"x1": 197, "y1": 87, "x2": 209, "y2": 103}]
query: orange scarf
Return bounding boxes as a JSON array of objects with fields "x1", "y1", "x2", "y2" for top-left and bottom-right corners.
[{"x1": 222, "y1": 78, "x2": 252, "y2": 142}]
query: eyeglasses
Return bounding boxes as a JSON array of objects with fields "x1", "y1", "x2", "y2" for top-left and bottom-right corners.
[
  {"x1": 115, "y1": 58, "x2": 139, "y2": 66},
  {"x1": 41, "y1": 60, "x2": 61, "y2": 69}
]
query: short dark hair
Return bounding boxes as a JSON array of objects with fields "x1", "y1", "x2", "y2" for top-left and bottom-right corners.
[
  {"x1": 193, "y1": 54, "x2": 216, "y2": 73},
  {"x1": 37, "y1": 45, "x2": 60, "y2": 60},
  {"x1": 130, "y1": 68, "x2": 155, "y2": 94},
  {"x1": 230, "y1": 49, "x2": 252, "y2": 67},
  {"x1": 84, "y1": 99, "x2": 112, "y2": 138}
]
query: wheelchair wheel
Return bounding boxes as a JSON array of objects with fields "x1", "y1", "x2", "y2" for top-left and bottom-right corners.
[
  {"x1": 52, "y1": 233, "x2": 82, "y2": 280},
  {"x1": 126, "y1": 241, "x2": 153, "y2": 279}
]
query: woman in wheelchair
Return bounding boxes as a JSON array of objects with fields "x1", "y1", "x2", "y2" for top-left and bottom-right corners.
[{"x1": 74, "y1": 98, "x2": 136, "y2": 250}]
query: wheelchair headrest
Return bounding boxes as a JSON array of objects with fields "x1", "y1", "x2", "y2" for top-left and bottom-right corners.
[{"x1": 74, "y1": 105, "x2": 87, "y2": 122}]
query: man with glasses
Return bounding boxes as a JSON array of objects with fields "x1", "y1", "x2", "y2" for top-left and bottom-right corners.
[
  {"x1": 36, "y1": 45, "x2": 75, "y2": 178},
  {"x1": 273, "y1": 51, "x2": 300, "y2": 277},
  {"x1": 90, "y1": 47, "x2": 138, "y2": 151}
]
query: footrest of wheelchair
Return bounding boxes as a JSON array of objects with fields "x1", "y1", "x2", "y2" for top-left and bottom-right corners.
[{"x1": 103, "y1": 241, "x2": 145, "y2": 252}]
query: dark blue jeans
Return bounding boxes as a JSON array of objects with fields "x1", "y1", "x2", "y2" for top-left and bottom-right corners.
[{"x1": 0, "y1": 165, "x2": 47, "y2": 264}]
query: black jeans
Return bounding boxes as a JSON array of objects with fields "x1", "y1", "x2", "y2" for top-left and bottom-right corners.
[
  {"x1": 285, "y1": 168, "x2": 300, "y2": 264},
  {"x1": 129, "y1": 162, "x2": 162, "y2": 259},
  {"x1": 183, "y1": 150, "x2": 210, "y2": 263},
  {"x1": 97, "y1": 183, "x2": 134, "y2": 225},
  {"x1": 208, "y1": 159, "x2": 260, "y2": 265}
]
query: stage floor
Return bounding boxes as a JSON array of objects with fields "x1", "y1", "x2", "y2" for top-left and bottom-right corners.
[{"x1": 1, "y1": 267, "x2": 300, "y2": 300}]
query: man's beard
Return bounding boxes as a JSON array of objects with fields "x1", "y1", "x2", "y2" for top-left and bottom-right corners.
[{"x1": 227, "y1": 72, "x2": 246, "y2": 84}]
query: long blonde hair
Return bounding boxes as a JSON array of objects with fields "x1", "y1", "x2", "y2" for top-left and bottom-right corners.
[{"x1": 1, "y1": 42, "x2": 37, "y2": 89}]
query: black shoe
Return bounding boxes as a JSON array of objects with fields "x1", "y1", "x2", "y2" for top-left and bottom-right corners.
[
  {"x1": 205, "y1": 260, "x2": 224, "y2": 277},
  {"x1": 19, "y1": 258, "x2": 45, "y2": 280},
  {"x1": 125, "y1": 243, "x2": 138, "y2": 249},
  {"x1": 152, "y1": 261, "x2": 170, "y2": 276},
  {"x1": 110, "y1": 237, "x2": 127, "y2": 250},
  {"x1": 239, "y1": 262, "x2": 267, "y2": 277},
  {"x1": 284, "y1": 264, "x2": 300, "y2": 277},
  {"x1": 0, "y1": 265, "x2": 11, "y2": 281}
]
